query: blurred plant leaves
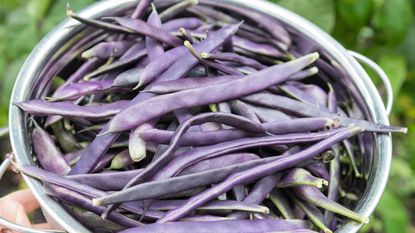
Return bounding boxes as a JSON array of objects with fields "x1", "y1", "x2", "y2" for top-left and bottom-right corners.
[
  {"x1": 337, "y1": 0, "x2": 373, "y2": 29},
  {"x1": 273, "y1": 0, "x2": 336, "y2": 33},
  {"x1": 27, "y1": 0, "x2": 53, "y2": 21},
  {"x1": 373, "y1": 0, "x2": 413, "y2": 45},
  {"x1": 377, "y1": 53, "x2": 407, "y2": 98},
  {"x1": 376, "y1": 188, "x2": 409, "y2": 233}
]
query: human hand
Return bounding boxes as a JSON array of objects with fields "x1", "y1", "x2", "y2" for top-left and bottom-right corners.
[{"x1": 0, "y1": 189, "x2": 50, "y2": 233}]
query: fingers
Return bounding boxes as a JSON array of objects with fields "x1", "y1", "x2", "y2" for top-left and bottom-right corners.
[
  {"x1": 3, "y1": 189, "x2": 40, "y2": 213},
  {"x1": 32, "y1": 223, "x2": 51, "y2": 229},
  {"x1": 0, "y1": 198, "x2": 32, "y2": 232}
]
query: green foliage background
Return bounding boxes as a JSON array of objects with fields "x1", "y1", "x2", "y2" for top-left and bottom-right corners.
[{"x1": 0, "y1": 0, "x2": 414, "y2": 232}]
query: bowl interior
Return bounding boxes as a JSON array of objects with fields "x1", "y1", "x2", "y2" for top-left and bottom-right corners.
[{"x1": 9, "y1": 0, "x2": 391, "y2": 232}]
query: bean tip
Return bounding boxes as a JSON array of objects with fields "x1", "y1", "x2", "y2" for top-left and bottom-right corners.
[
  {"x1": 324, "y1": 229, "x2": 333, "y2": 233},
  {"x1": 66, "y1": 3, "x2": 74, "y2": 17},
  {"x1": 92, "y1": 198, "x2": 102, "y2": 206},
  {"x1": 81, "y1": 50, "x2": 93, "y2": 59},
  {"x1": 201, "y1": 52, "x2": 210, "y2": 59},
  {"x1": 309, "y1": 66, "x2": 319, "y2": 75}
]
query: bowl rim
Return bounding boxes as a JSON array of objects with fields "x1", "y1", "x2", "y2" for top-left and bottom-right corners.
[{"x1": 9, "y1": 0, "x2": 391, "y2": 232}]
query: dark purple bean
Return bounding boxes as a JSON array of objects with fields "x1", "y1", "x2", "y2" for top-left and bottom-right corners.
[
  {"x1": 202, "y1": 52, "x2": 266, "y2": 70},
  {"x1": 199, "y1": 0, "x2": 291, "y2": 46},
  {"x1": 293, "y1": 198, "x2": 331, "y2": 233},
  {"x1": 45, "y1": 185, "x2": 142, "y2": 227},
  {"x1": 153, "y1": 128, "x2": 348, "y2": 180},
  {"x1": 162, "y1": 17, "x2": 204, "y2": 31},
  {"x1": 232, "y1": 36, "x2": 284, "y2": 58},
  {"x1": 50, "y1": 80, "x2": 128, "y2": 101},
  {"x1": 118, "y1": 219, "x2": 311, "y2": 233},
  {"x1": 150, "y1": 22, "x2": 239, "y2": 81},
  {"x1": 280, "y1": 84, "x2": 328, "y2": 110},
  {"x1": 91, "y1": 157, "x2": 286, "y2": 205},
  {"x1": 135, "y1": 22, "x2": 239, "y2": 89},
  {"x1": 16, "y1": 100, "x2": 129, "y2": 120},
  {"x1": 144, "y1": 75, "x2": 240, "y2": 94},
  {"x1": 277, "y1": 168, "x2": 328, "y2": 188},
  {"x1": 232, "y1": 185, "x2": 247, "y2": 202},
  {"x1": 242, "y1": 92, "x2": 407, "y2": 133},
  {"x1": 139, "y1": 117, "x2": 336, "y2": 146},
  {"x1": 294, "y1": 185, "x2": 368, "y2": 223},
  {"x1": 149, "y1": 199, "x2": 268, "y2": 213},
  {"x1": 181, "y1": 215, "x2": 234, "y2": 222},
  {"x1": 107, "y1": 17, "x2": 181, "y2": 46},
  {"x1": 66, "y1": 7, "x2": 134, "y2": 34},
  {"x1": 325, "y1": 146, "x2": 340, "y2": 227},
  {"x1": 295, "y1": 83, "x2": 328, "y2": 107},
  {"x1": 32, "y1": 124, "x2": 70, "y2": 175},
  {"x1": 159, "y1": 0, "x2": 198, "y2": 22},
  {"x1": 146, "y1": 5, "x2": 165, "y2": 61},
  {"x1": 131, "y1": 0, "x2": 153, "y2": 19},
  {"x1": 306, "y1": 162, "x2": 330, "y2": 181},
  {"x1": 106, "y1": 53, "x2": 318, "y2": 133},
  {"x1": 269, "y1": 189, "x2": 296, "y2": 219},
  {"x1": 68, "y1": 169, "x2": 142, "y2": 191},
  {"x1": 229, "y1": 174, "x2": 281, "y2": 219},
  {"x1": 84, "y1": 42, "x2": 147, "y2": 80},
  {"x1": 82, "y1": 40, "x2": 133, "y2": 59},
  {"x1": 64, "y1": 148, "x2": 85, "y2": 165},
  {"x1": 17, "y1": 164, "x2": 164, "y2": 219},
  {"x1": 155, "y1": 127, "x2": 362, "y2": 222},
  {"x1": 230, "y1": 100, "x2": 261, "y2": 123},
  {"x1": 108, "y1": 149, "x2": 134, "y2": 170},
  {"x1": 180, "y1": 153, "x2": 260, "y2": 175},
  {"x1": 112, "y1": 67, "x2": 144, "y2": 87},
  {"x1": 184, "y1": 41, "x2": 243, "y2": 75},
  {"x1": 120, "y1": 112, "x2": 266, "y2": 199},
  {"x1": 248, "y1": 104, "x2": 292, "y2": 122},
  {"x1": 91, "y1": 152, "x2": 116, "y2": 173}
]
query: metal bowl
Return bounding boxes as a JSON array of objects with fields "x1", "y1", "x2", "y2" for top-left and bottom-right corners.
[{"x1": 8, "y1": 0, "x2": 392, "y2": 232}]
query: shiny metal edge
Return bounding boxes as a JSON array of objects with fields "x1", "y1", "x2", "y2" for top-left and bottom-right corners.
[{"x1": 8, "y1": 0, "x2": 391, "y2": 232}]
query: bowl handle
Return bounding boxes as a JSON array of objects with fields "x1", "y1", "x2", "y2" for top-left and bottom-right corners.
[{"x1": 348, "y1": 50, "x2": 393, "y2": 116}]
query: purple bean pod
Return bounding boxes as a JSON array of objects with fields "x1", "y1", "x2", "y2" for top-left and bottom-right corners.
[
  {"x1": 45, "y1": 185, "x2": 143, "y2": 227},
  {"x1": 229, "y1": 174, "x2": 281, "y2": 219},
  {"x1": 269, "y1": 189, "x2": 296, "y2": 219},
  {"x1": 154, "y1": 127, "x2": 362, "y2": 222},
  {"x1": 118, "y1": 219, "x2": 311, "y2": 233},
  {"x1": 242, "y1": 92, "x2": 407, "y2": 133},
  {"x1": 31, "y1": 124, "x2": 71, "y2": 175},
  {"x1": 159, "y1": 0, "x2": 199, "y2": 22},
  {"x1": 293, "y1": 185, "x2": 368, "y2": 223},
  {"x1": 146, "y1": 5, "x2": 165, "y2": 61},
  {"x1": 153, "y1": 128, "x2": 348, "y2": 180},
  {"x1": 16, "y1": 99, "x2": 129, "y2": 120},
  {"x1": 293, "y1": 197, "x2": 332, "y2": 233},
  {"x1": 229, "y1": 100, "x2": 261, "y2": 123},
  {"x1": 81, "y1": 40, "x2": 133, "y2": 59},
  {"x1": 106, "y1": 53, "x2": 319, "y2": 133},
  {"x1": 108, "y1": 149, "x2": 135, "y2": 170},
  {"x1": 139, "y1": 117, "x2": 336, "y2": 146},
  {"x1": 277, "y1": 168, "x2": 328, "y2": 189},
  {"x1": 202, "y1": 52, "x2": 266, "y2": 70}
]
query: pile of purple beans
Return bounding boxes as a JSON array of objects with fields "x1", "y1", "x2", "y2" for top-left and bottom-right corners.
[{"x1": 12, "y1": 0, "x2": 407, "y2": 232}]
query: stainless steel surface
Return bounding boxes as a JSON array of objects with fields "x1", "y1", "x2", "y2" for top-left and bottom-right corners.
[
  {"x1": 349, "y1": 50, "x2": 393, "y2": 115},
  {"x1": 8, "y1": 0, "x2": 391, "y2": 232}
]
